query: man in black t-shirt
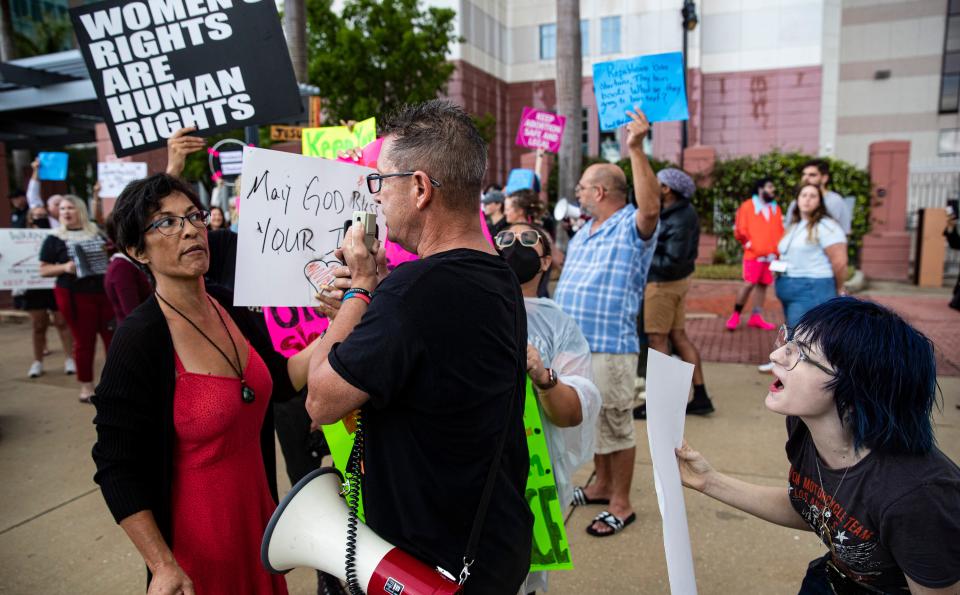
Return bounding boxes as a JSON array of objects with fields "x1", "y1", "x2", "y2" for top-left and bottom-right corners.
[{"x1": 306, "y1": 100, "x2": 532, "y2": 594}]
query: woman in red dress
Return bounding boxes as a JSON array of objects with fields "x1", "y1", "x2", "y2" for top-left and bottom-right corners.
[{"x1": 91, "y1": 174, "x2": 319, "y2": 594}]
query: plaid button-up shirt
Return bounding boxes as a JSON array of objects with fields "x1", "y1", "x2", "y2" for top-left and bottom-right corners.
[{"x1": 555, "y1": 204, "x2": 658, "y2": 354}]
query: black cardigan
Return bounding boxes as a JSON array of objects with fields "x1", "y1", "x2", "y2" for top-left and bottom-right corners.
[{"x1": 90, "y1": 286, "x2": 296, "y2": 547}]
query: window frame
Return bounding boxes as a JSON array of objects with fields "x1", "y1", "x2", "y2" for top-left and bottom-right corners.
[
  {"x1": 600, "y1": 15, "x2": 622, "y2": 55},
  {"x1": 940, "y1": 2, "x2": 960, "y2": 113},
  {"x1": 540, "y1": 23, "x2": 557, "y2": 60}
]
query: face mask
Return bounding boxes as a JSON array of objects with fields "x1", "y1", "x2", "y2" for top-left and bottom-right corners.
[
  {"x1": 500, "y1": 244, "x2": 542, "y2": 284},
  {"x1": 33, "y1": 218, "x2": 51, "y2": 229}
]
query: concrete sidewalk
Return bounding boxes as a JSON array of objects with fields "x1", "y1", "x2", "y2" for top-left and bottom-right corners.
[{"x1": 0, "y1": 318, "x2": 957, "y2": 594}]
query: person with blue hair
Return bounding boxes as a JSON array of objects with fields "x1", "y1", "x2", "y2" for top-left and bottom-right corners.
[{"x1": 676, "y1": 297, "x2": 960, "y2": 594}]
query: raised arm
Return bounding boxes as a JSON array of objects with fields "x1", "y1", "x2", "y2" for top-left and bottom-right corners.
[
  {"x1": 165, "y1": 127, "x2": 206, "y2": 178},
  {"x1": 625, "y1": 109, "x2": 660, "y2": 240},
  {"x1": 676, "y1": 441, "x2": 809, "y2": 530}
]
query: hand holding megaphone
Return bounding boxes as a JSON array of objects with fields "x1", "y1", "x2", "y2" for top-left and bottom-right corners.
[{"x1": 554, "y1": 198, "x2": 581, "y2": 221}]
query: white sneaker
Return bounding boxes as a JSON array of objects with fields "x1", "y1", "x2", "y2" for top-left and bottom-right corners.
[
  {"x1": 758, "y1": 361, "x2": 775, "y2": 373},
  {"x1": 28, "y1": 361, "x2": 43, "y2": 378},
  {"x1": 64, "y1": 357, "x2": 76, "y2": 375}
]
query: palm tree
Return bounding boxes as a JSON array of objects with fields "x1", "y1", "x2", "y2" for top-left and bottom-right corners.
[
  {"x1": 285, "y1": 0, "x2": 307, "y2": 81},
  {"x1": 0, "y1": 0, "x2": 15, "y2": 60},
  {"x1": 556, "y1": 0, "x2": 583, "y2": 202}
]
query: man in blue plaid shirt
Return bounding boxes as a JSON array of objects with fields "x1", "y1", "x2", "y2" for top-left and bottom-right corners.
[{"x1": 556, "y1": 109, "x2": 660, "y2": 538}]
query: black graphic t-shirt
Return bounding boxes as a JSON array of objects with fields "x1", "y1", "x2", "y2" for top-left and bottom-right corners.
[
  {"x1": 785, "y1": 417, "x2": 960, "y2": 592},
  {"x1": 39, "y1": 234, "x2": 107, "y2": 293}
]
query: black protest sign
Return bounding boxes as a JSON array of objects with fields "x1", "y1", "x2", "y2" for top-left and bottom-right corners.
[{"x1": 70, "y1": 0, "x2": 302, "y2": 157}]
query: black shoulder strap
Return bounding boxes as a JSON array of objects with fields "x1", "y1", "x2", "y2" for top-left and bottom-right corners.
[{"x1": 460, "y1": 282, "x2": 525, "y2": 584}]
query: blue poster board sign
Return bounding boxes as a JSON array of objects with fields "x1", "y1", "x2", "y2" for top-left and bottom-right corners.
[
  {"x1": 504, "y1": 168, "x2": 539, "y2": 195},
  {"x1": 38, "y1": 152, "x2": 69, "y2": 181},
  {"x1": 592, "y1": 52, "x2": 689, "y2": 131}
]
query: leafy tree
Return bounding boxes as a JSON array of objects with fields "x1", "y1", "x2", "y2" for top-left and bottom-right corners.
[
  {"x1": 304, "y1": 0, "x2": 459, "y2": 123},
  {"x1": 13, "y1": 13, "x2": 73, "y2": 57}
]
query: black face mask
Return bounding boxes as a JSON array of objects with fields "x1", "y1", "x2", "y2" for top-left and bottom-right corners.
[
  {"x1": 33, "y1": 218, "x2": 51, "y2": 229},
  {"x1": 500, "y1": 244, "x2": 542, "y2": 284}
]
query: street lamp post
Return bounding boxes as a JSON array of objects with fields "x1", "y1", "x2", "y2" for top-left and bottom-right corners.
[{"x1": 681, "y1": 0, "x2": 698, "y2": 169}]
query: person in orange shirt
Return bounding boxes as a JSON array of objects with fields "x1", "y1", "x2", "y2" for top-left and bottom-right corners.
[{"x1": 726, "y1": 178, "x2": 784, "y2": 331}]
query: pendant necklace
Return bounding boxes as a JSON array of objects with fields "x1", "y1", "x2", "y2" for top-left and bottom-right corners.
[
  {"x1": 156, "y1": 292, "x2": 255, "y2": 403},
  {"x1": 813, "y1": 452, "x2": 850, "y2": 551}
]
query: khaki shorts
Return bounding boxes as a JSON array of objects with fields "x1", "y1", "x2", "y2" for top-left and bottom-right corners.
[
  {"x1": 644, "y1": 276, "x2": 691, "y2": 334},
  {"x1": 592, "y1": 352, "x2": 639, "y2": 455}
]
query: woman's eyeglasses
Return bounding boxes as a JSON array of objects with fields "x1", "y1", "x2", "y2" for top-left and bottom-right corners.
[
  {"x1": 144, "y1": 210, "x2": 210, "y2": 236},
  {"x1": 366, "y1": 172, "x2": 442, "y2": 194},
  {"x1": 495, "y1": 230, "x2": 542, "y2": 250},
  {"x1": 774, "y1": 325, "x2": 835, "y2": 376}
]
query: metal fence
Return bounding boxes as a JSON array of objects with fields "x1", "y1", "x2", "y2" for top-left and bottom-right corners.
[{"x1": 908, "y1": 160, "x2": 960, "y2": 277}]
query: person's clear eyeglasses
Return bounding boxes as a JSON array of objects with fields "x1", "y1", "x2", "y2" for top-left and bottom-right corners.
[
  {"x1": 366, "y1": 172, "x2": 442, "y2": 194},
  {"x1": 495, "y1": 230, "x2": 542, "y2": 250},
  {"x1": 574, "y1": 183, "x2": 601, "y2": 194},
  {"x1": 143, "y1": 210, "x2": 210, "y2": 236},
  {"x1": 774, "y1": 325, "x2": 835, "y2": 375}
]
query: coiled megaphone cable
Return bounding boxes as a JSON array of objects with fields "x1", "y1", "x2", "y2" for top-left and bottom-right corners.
[{"x1": 344, "y1": 412, "x2": 364, "y2": 595}]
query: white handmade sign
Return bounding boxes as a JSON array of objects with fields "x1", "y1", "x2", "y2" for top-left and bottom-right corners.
[
  {"x1": 97, "y1": 161, "x2": 148, "y2": 198},
  {"x1": 0, "y1": 229, "x2": 56, "y2": 290},
  {"x1": 234, "y1": 147, "x2": 384, "y2": 307}
]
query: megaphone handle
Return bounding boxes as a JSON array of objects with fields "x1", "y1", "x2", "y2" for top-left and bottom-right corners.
[{"x1": 344, "y1": 412, "x2": 365, "y2": 595}]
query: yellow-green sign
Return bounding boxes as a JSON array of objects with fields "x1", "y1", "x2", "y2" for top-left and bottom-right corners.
[
  {"x1": 321, "y1": 377, "x2": 572, "y2": 572},
  {"x1": 301, "y1": 117, "x2": 377, "y2": 158}
]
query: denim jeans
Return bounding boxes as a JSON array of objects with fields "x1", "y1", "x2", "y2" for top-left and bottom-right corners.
[{"x1": 775, "y1": 276, "x2": 837, "y2": 328}]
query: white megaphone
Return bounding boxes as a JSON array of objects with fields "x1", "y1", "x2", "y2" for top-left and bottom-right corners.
[
  {"x1": 554, "y1": 198, "x2": 581, "y2": 221},
  {"x1": 262, "y1": 468, "x2": 462, "y2": 595}
]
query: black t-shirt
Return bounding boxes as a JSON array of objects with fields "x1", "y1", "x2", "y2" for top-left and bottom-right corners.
[
  {"x1": 785, "y1": 417, "x2": 960, "y2": 592},
  {"x1": 39, "y1": 234, "x2": 106, "y2": 293},
  {"x1": 328, "y1": 249, "x2": 533, "y2": 594},
  {"x1": 10, "y1": 206, "x2": 29, "y2": 228},
  {"x1": 205, "y1": 228, "x2": 238, "y2": 291}
]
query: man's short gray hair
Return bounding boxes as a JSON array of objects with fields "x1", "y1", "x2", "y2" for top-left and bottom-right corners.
[{"x1": 378, "y1": 100, "x2": 487, "y2": 212}]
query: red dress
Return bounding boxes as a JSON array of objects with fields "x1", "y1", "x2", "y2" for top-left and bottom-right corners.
[{"x1": 170, "y1": 342, "x2": 288, "y2": 595}]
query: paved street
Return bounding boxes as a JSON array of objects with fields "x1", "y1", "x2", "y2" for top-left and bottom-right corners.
[{"x1": 0, "y1": 283, "x2": 957, "y2": 594}]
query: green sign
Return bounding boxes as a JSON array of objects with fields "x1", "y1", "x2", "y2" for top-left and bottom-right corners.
[
  {"x1": 321, "y1": 377, "x2": 572, "y2": 572},
  {"x1": 523, "y1": 377, "x2": 573, "y2": 571},
  {"x1": 301, "y1": 117, "x2": 377, "y2": 158}
]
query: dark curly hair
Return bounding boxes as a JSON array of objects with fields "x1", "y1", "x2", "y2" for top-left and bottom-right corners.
[{"x1": 112, "y1": 173, "x2": 203, "y2": 259}]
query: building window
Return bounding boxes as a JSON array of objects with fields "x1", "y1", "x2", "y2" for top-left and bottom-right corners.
[
  {"x1": 582, "y1": 108, "x2": 590, "y2": 155},
  {"x1": 581, "y1": 20, "x2": 590, "y2": 56},
  {"x1": 540, "y1": 23, "x2": 557, "y2": 60},
  {"x1": 940, "y1": 0, "x2": 960, "y2": 112},
  {"x1": 601, "y1": 16, "x2": 621, "y2": 55}
]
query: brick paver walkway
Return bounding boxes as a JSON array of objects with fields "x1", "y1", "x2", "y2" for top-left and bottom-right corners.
[{"x1": 684, "y1": 280, "x2": 960, "y2": 376}]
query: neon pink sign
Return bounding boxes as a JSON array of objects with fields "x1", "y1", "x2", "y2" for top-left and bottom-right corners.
[{"x1": 515, "y1": 107, "x2": 566, "y2": 153}]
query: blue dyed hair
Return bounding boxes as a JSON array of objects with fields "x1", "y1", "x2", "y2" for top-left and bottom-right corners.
[{"x1": 793, "y1": 297, "x2": 939, "y2": 456}]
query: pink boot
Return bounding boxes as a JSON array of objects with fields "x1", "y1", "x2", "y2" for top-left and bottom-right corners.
[
  {"x1": 725, "y1": 311, "x2": 740, "y2": 331},
  {"x1": 747, "y1": 312, "x2": 776, "y2": 330}
]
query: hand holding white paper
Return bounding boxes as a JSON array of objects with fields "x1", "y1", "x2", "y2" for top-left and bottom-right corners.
[{"x1": 645, "y1": 349, "x2": 697, "y2": 595}]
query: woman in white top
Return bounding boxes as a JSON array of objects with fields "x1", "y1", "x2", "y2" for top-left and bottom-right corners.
[
  {"x1": 774, "y1": 184, "x2": 847, "y2": 329},
  {"x1": 494, "y1": 222, "x2": 601, "y2": 594}
]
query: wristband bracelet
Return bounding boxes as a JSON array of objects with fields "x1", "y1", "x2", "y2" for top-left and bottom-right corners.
[
  {"x1": 535, "y1": 368, "x2": 558, "y2": 390},
  {"x1": 343, "y1": 290, "x2": 371, "y2": 305},
  {"x1": 345, "y1": 287, "x2": 372, "y2": 299}
]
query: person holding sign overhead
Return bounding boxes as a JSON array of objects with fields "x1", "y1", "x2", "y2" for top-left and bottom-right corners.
[
  {"x1": 91, "y1": 174, "x2": 320, "y2": 595},
  {"x1": 555, "y1": 108, "x2": 660, "y2": 538},
  {"x1": 305, "y1": 100, "x2": 532, "y2": 593}
]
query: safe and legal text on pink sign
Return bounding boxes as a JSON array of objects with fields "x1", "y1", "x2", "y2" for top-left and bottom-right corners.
[{"x1": 515, "y1": 107, "x2": 566, "y2": 153}]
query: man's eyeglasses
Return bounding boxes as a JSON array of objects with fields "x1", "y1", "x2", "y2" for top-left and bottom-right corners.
[
  {"x1": 495, "y1": 230, "x2": 543, "y2": 250},
  {"x1": 774, "y1": 325, "x2": 835, "y2": 375},
  {"x1": 366, "y1": 172, "x2": 442, "y2": 194},
  {"x1": 144, "y1": 210, "x2": 210, "y2": 236},
  {"x1": 574, "y1": 183, "x2": 601, "y2": 194}
]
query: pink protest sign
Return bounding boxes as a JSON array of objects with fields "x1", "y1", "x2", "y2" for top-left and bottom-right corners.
[
  {"x1": 264, "y1": 307, "x2": 329, "y2": 356},
  {"x1": 515, "y1": 107, "x2": 566, "y2": 153}
]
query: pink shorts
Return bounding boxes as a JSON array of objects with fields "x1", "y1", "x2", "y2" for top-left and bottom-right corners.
[{"x1": 743, "y1": 259, "x2": 774, "y2": 286}]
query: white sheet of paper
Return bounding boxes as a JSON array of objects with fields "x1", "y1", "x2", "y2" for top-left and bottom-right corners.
[
  {"x1": 97, "y1": 161, "x2": 148, "y2": 198},
  {"x1": 0, "y1": 228, "x2": 55, "y2": 290},
  {"x1": 234, "y1": 147, "x2": 384, "y2": 307},
  {"x1": 645, "y1": 349, "x2": 698, "y2": 595}
]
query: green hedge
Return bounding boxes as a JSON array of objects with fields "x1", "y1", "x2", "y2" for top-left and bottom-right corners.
[{"x1": 545, "y1": 150, "x2": 871, "y2": 266}]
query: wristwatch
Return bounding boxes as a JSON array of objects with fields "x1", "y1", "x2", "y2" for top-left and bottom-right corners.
[{"x1": 535, "y1": 368, "x2": 558, "y2": 390}]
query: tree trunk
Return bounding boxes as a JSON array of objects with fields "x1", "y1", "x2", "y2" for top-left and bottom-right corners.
[
  {"x1": 0, "y1": 0, "x2": 16, "y2": 61},
  {"x1": 556, "y1": 0, "x2": 582, "y2": 202},
  {"x1": 284, "y1": 0, "x2": 307, "y2": 82}
]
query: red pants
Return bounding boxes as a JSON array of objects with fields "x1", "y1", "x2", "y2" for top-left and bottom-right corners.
[{"x1": 54, "y1": 287, "x2": 115, "y2": 383}]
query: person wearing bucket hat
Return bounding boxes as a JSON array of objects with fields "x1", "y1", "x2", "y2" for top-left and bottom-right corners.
[{"x1": 636, "y1": 168, "x2": 714, "y2": 420}]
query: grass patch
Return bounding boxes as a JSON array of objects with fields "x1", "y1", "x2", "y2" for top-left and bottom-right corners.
[{"x1": 692, "y1": 264, "x2": 741, "y2": 280}]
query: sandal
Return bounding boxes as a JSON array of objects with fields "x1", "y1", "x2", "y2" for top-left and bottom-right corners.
[
  {"x1": 572, "y1": 486, "x2": 610, "y2": 507},
  {"x1": 586, "y1": 510, "x2": 636, "y2": 537}
]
